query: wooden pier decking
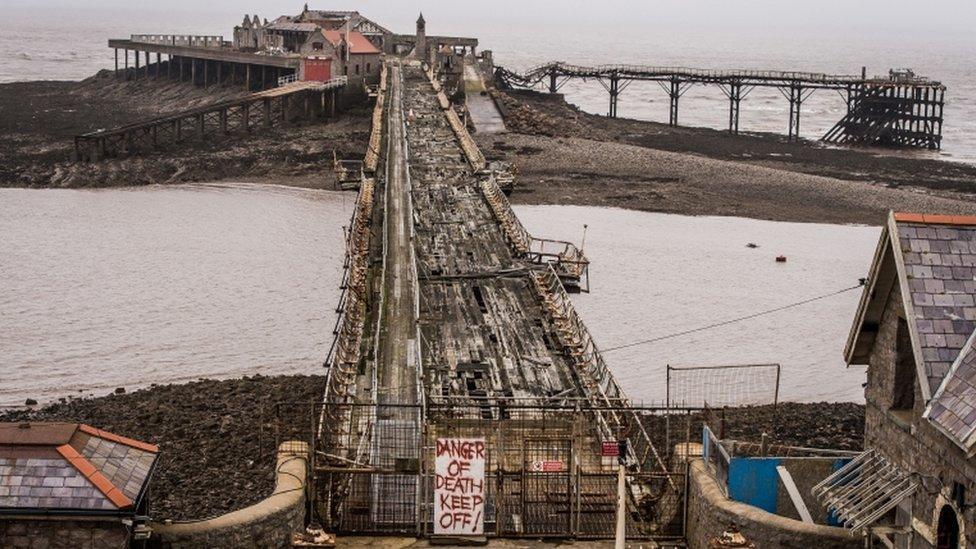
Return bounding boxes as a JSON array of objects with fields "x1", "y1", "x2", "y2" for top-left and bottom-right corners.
[{"x1": 318, "y1": 60, "x2": 678, "y2": 540}]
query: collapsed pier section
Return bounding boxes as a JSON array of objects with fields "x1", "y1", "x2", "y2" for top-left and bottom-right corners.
[{"x1": 497, "y1": 62, "x2": 946, "y2": 149}]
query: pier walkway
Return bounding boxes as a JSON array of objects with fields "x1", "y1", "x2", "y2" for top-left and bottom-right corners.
[
  {"x1": 464, "y1": 63, "x2": 507, "y2": 134},
  {"x1": 319, "y1": 60, "x2": 682, "y2": 542}
]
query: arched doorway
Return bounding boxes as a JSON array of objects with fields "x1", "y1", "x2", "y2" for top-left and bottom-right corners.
[{"x1": 937, "y1": 505, "x2": 960, "y2": 549}]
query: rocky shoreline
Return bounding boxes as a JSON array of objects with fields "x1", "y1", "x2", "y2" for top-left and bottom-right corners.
[
  {"x1": 0, "y1": 375, "x2": 324, "y2": 521},
  {"x1": 0, "y1": 377, "x2": 864, "y2": 521}
]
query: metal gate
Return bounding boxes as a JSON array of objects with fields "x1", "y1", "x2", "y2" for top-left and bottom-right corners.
[
  {"x1": 313, "y1": 402, "x2": 692, "y2": 540},
  {"x1": 521, "y1": 438, "x2": 572, "y2": 536}
]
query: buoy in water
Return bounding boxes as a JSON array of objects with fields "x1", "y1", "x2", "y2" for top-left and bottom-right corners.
[{"x1": 776, "y1": 255, "x2": 788, "y2": 263}]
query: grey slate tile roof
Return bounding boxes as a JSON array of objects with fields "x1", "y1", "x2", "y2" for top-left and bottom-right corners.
[
  {"x1": 0, "y1": 423, "x2": 158, "y2": 513},
  {"x1": 928, "y1": 332, "x2": 976, "y2": 449},
  {"x1": 81, "y1": 435, "x2": 156, "y2": 501},
  {"x1": 895, "y1": 220, "x2": 976, "y2": 395},
  {"x1": 0, "y1": 456, "x2": 114, "y2": 511}
]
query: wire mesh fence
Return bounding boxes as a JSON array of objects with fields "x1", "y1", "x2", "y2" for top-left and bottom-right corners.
[
  {"x1": 285, "y1": 401, "x2": 700, "y2": 540},
  {"x1": 666, "y1": 363, "x2": 781, "y2": 409}
]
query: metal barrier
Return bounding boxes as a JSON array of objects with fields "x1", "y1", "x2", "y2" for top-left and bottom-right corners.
[
  {"x1": 480, "y1": 176, "x2": 589, "y2": 291},
  {"x1": 314, "y1": 402, "x2": 690, "y2": 540},
  {"x1": 130, "y1": 34, "x2": 226, "y2": 49}
]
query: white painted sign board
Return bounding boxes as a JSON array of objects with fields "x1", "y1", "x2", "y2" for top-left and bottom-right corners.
[{"x1": 434, "y1": 438, "x2": 486, "y2": 536}]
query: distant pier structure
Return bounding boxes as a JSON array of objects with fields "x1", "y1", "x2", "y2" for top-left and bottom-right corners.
[{"x1": 497, "y1": 63, "x2": 946, "y2": 150}]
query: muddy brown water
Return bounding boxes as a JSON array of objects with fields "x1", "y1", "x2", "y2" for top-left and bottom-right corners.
[{"x1": 1, "y1": 186, "x2": 878, "y2": 406}]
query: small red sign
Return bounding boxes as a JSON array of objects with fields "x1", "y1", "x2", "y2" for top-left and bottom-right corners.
[
  {"x1": 531, "y1": 460, "x2": 566, "y2": 472},
  {"x1": 602, "y1": 441, "x2": 620, "y2": 457}
]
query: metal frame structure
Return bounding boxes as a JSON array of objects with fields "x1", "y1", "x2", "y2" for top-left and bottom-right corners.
[
  {"x1": 812, "y1": 448, "x2": 918, "y2": 546},
  {"x1": 313, "y1": 401, "x2": 692, "y2": 541},
  {"x1": 496, "y1": 62, "x2": 945, "y2": 148}
]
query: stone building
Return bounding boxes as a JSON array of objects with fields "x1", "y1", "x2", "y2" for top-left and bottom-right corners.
[
  {"x1": 0, "y1": 422, "x2": 159, "y2": 548},
  {"x1": 835, "y1": 212, "x2": 976, "y2": 548}
]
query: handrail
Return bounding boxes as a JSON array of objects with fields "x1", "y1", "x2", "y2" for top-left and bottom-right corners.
[
  {"x1": 505, "y1": 61, "x2": 943, "y2": 89},
  {"x1": 130, "y1": 34, "x2": 225, "y2": 49}
]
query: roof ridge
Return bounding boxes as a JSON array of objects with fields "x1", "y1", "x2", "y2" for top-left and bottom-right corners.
[
  {"x1": 893, "y1": 212, "x2": 976, "y2": 226},
  {"x1": 78, "y1": 424, "x2": 159, "y2": 453},
  {"x1": 55, "y1": 444, "x2": 134, "y2": 510}
]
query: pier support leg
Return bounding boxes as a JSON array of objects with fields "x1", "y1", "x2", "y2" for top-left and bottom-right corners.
[
  {"x1": 178, "y1": 57, "x2": 184, "y2": 82},
  {"x1": 191, "y1": 59, "x2": 197, "y2": 86},
  {"x1": 549, "y1": 70, "x2": 557, "y2": 94},
  {"x1": 217, "y1": 62, "x2": 222, "y2": 85},
  {"x1": 245, "y1": 64, "x2": 251, "y2": 91},
  {"x1": 788, "y1": 84, "x2": 803, "y2": 141},
  {"x1": 114, "y1": 49, "x2": 119, "y2": 77},
  {"x1": 145, "y1": 51, "x2": 150, "y2": 79},
  {"x1": 168, "y1": 55, "x2": 172, "y2": 79},
  {"x1": 608, "y1": 75, "x2": 620, "y2": 118},
  {"x1": 261, "y1": 65, "x2": 266, "y2": 90},
  {"x1": 728, "y1": 82, "x2": 742, "y2": 135},
  {"x1": 669, "y1": 78, "x2": 680, "y2": 126},
  {"x1": 135, "y1": 50, "x2": 140, "y2": 78},
  {"x1": 219, "y1": 108, "x2": 228, "y2": 135},
  {"x1": 203, "y1": 60, "x2": 209, "y2": 87},
  {"x1": 124, "y1": 49, "x2": 129, "y2": 77}
]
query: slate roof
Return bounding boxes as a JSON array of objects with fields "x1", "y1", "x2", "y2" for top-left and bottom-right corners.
[
  {"x1": 927, "y1": 330, "x2": 976, "y2": 450},
  {"x1": 0, "y1": 423, "x2": 158, "y2": 514},
  {"x1": 893, "y1": 214, "x2": 976, "y2": 396},
  {"x1": 265, "y1": 21, "x2": 321, "y2": 33}
]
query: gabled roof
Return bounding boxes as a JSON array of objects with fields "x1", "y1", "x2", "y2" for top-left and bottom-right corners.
[
  {"x1": 926, "y1": 330, "x2": 976, "y2": 453},
  {"x1": 846, "y1": 212, "x2": 976, "y2": 450},
  {"x1": 0, "y1": 423, "x2": 158, "y2": 514},
  {"x1": 266, "y1": 21, "x2": 320, "y2": 33},
  {"x1": 323, "y1": 30, "x2": 381, "y2": 55}
]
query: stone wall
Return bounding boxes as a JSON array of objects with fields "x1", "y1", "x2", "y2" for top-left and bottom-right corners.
[
  {"x1": 864, "y1": 286, "x2": 974, "y2": 548},
  {"x1": 151, "y1": 441, "x2": 308, "y2": 549},
  {"x1": 0, "y1": 519, "x2": 128, "y2": 548},
  {"x1": 686, "y1": 459, "x2": 860, "y2": 549}
]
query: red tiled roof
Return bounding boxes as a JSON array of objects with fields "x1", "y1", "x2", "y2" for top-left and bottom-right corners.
[{"x1": 322, "y1": 29, "x2": 381, "y2": 55}]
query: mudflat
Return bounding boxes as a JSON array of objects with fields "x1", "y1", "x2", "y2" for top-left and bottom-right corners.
[
  {"x1": 0, "y1": 71, "x2": 369, "y2": 189},
  {"x1": 482, "y1": 89, "x2": 976, "y2": 225}
]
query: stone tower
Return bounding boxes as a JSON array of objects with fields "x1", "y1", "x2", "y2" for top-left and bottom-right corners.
[{"x1": 416, "y1": 12, "x2": 427, "y2": 59}]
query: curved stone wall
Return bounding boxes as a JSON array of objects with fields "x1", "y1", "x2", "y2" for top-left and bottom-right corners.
[{"x1": 151, "y1": 441, "x2": 308, "y2": 549}]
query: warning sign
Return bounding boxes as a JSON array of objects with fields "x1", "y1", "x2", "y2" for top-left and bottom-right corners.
[
  {"x1": 602, "y1": 441, "x2": 620, "y2": 457},
  {"x1": 434, "y1": 438, "x2": 486, "y2": 536},
  {"x1": 530, "y1": 460, "x2": 566, "y2": 473}
]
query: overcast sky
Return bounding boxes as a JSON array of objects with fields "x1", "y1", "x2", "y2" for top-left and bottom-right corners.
[{"x1": 15, "y1": 0, "x2": 976, "y2": 36}]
